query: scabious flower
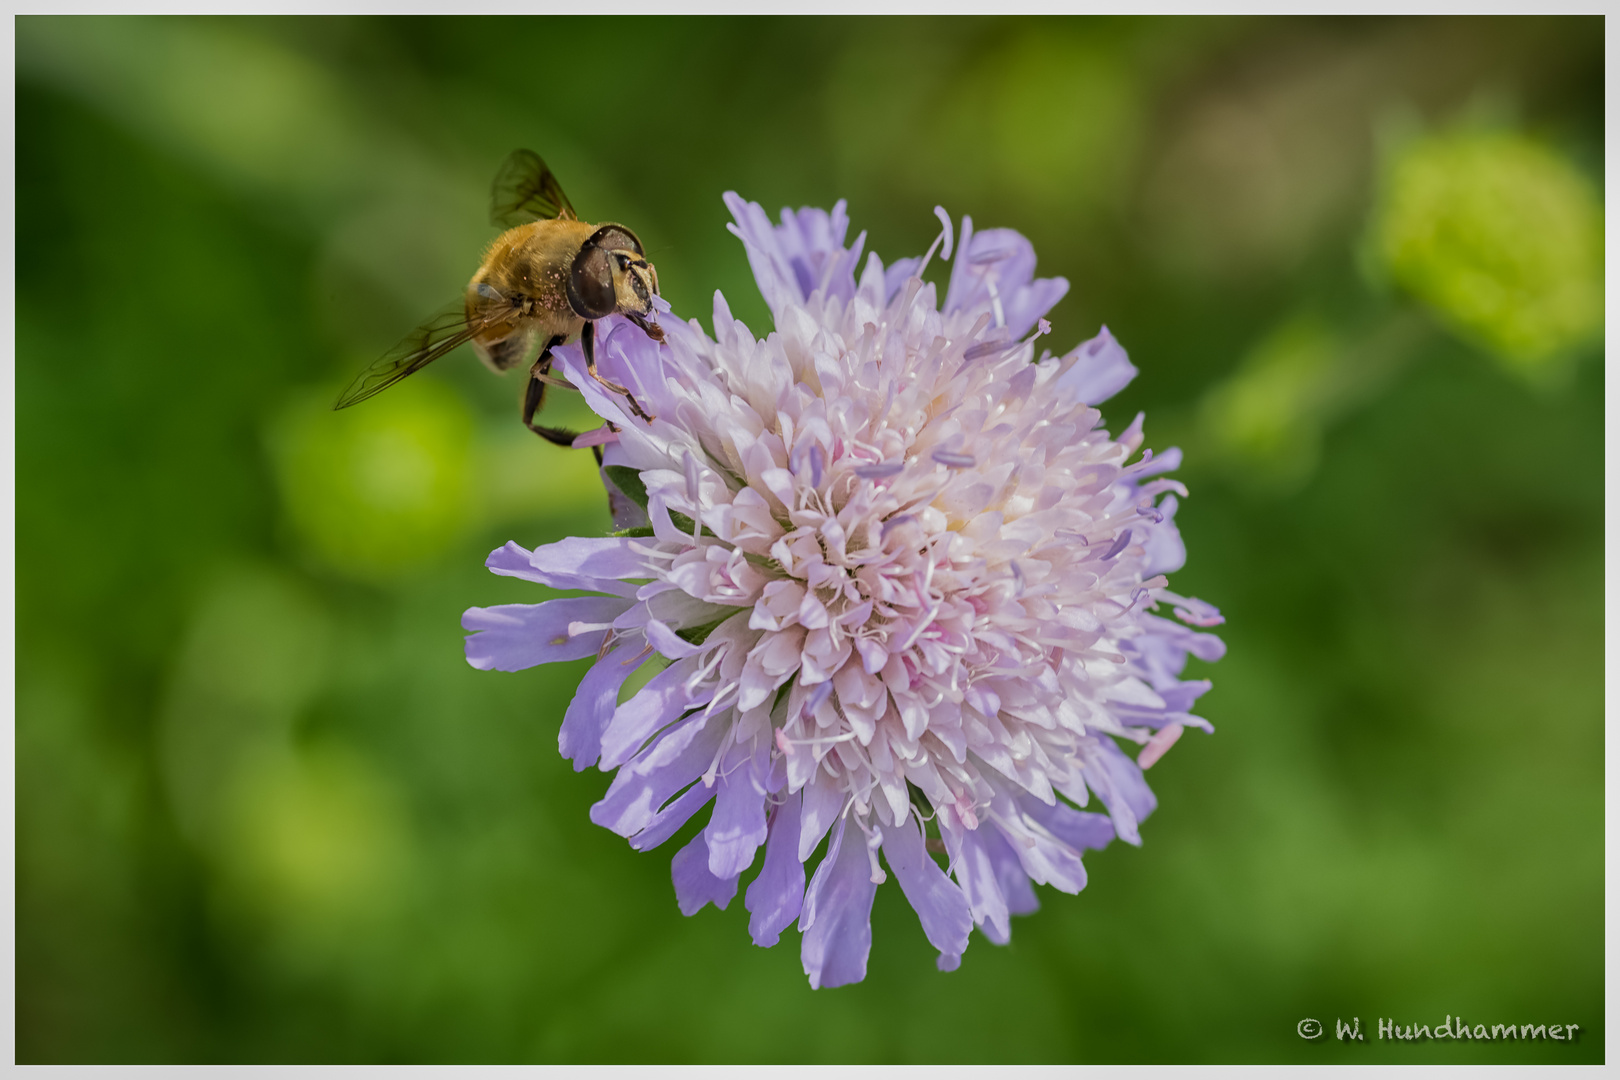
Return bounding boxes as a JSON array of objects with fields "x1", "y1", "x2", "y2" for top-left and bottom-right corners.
[{"x1": 463, "y1": 195, "x2": 1225, "y2": 988}]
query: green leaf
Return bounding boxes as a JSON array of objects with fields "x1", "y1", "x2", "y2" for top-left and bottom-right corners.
[
  {"x1": 603, "y1": 466, "x2": 713, "y2": 537},
  {"x1": 603, "y1": 465, "x2": 650, "y2": 513},
  {"x1": 772, "y1": 678, "x2": 795, "y2": 715},
  {"x1": 675, "y1": 614, "x2": 734, "y2": 647}
]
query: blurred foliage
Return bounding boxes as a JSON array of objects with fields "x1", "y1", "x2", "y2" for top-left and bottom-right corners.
[
  {"x1": 267, "y1": 382, "x2": 478, "y2": 581},
  {"x1": 1369, "y1": 128, "x2": 1604, "y2": 380},
  {"x1": 1200, "y1": 315, "x2": 1343, "y2": 490},
  {"x1": 16, "y1": 15, "x2": 1603, "y2": 1064},
  {"x1": 1195, "y1": 310, "x2": 1426, "y2": 493}
]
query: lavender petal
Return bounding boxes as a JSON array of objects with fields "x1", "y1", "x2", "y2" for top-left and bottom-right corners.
[
  {"x1": 558, "y1": 642, "x2": 640, "y2": 771},
  {"x1": 1081, "y1": 738, "x2": 1158, "y2": 847},
  {"x1": 589, "y1": 711, "x2": 726, "y2": 840},
  {"x1": 799, "y1": 819, "x2": 879, "y2": 990},
  {"x1": 1054, "y1": 325, "x2": 1138, "y2": 405},
  {"x1": 745, "y1": 788, "x2": 806, "y2": 947},
  {"x1": 1016, "y1": 793, "x2": 1115, "y2": 852},
  {"x1": 628, "y1": 782, "x2": 717, "y2": 852},
  {"x1": 881, "y1": 814, "x2": 973, "y2": 967},
  {"x1": 671, "y1": 832, "x2": 741, "y2": 916},
  {"x1": 484, "y1": 538, "x2": 647, "y2": 596},
  {"x1": 598, "y1": 655, "x2": 704, "y2": 769},
  {"x1": 1139, "y1": 494, "x2": 1188, "y2": 577},
  {"x1": 797, "y1": 774, "x2": 846, "y2": 862},
  {"x1": 705, "y1": 738, "x2": 771, "y2": 879},
  {"x1": 941, "y1": 819, "x2": 1011, "y2": 943},
  {"x1": 462, "y1": 597, "x2": 630, "y2": 672}
]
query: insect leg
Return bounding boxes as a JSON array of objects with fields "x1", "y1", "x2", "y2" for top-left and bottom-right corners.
[
  {"x1": 524, "y1": 335, "x2": 578, "y2": 447},
  {"x1": 625, "y1": 311, "x2": 666, "y2": 344},
  {"x1": 582, "y1": 320, "x2": 654, "y2": 423}
]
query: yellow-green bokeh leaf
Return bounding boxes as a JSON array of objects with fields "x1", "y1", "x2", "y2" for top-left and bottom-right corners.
[
  {"x1": 267, "y1": 379, "x2": 478, "y2": 582},
  {"x1": 1371, "y1": 130, "x2": 1603, "y2": 377},
  {"x1": 221, "y1": 741, "x2": 416, "y2": 929},
  {"x1": 1199, "y1": 315, "x2": 1339, "y2": 490}
]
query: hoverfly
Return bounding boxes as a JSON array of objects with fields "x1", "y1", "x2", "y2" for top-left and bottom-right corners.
[{"x1": 333, "y1": 149, "x2": 663, "y2": 443}]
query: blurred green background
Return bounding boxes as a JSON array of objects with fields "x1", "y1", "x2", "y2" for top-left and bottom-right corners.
[{"x1": 16, "y1": 15, "x2": 1604, "y2": 1063}]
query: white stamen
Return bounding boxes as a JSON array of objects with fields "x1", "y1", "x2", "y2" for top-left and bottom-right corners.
[{"x1": 987, "y1": 280, "x2": 1006, "y2": 329}]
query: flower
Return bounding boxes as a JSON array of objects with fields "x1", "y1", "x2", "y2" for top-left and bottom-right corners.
[{"x1": 463, "y1": 195, "x2": 1225, "y2": 988}]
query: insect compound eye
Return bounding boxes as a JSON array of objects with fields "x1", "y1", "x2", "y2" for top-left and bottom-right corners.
[
  {"x1": 566, "y1": 243, "x2": 618, "y2": 319},
  {"x1": 589, "y1": 224, "x2": 644, "y2": 257}
]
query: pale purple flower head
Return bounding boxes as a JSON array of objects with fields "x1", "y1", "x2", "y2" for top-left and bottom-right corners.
[{"x1": 463, "y1": 195, "x2": 1224, "y2": 988}]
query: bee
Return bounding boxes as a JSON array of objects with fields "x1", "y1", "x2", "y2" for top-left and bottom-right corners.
[{"x1": 333, "y1": 149, "x2": 663, "y2": 444}]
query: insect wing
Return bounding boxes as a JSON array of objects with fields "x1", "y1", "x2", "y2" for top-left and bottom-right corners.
[
  {"x1": 490, "y1": 149, "x2": 577, "y2": 228},
  {"x1": 332, "y1": 304, "x2": 510, "y2": 409}
]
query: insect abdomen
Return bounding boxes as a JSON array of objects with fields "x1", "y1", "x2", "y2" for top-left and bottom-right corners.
[{"x1": 473, "y1": 327, "x2": 538, "y2": 373}]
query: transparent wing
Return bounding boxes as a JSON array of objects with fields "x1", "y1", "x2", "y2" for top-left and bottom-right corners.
[
  {"x1": 490, "y1": 149, "x2": 577, "y2": 228},
  {"x1": 333, "y1": 300, "x2": 516, "y2": 410}
]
